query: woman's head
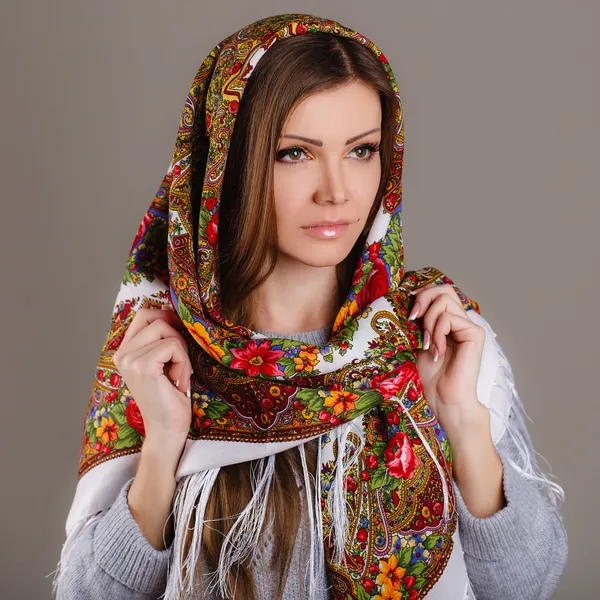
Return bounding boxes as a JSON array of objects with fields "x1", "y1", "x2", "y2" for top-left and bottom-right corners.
[{"x1": 210, "y1": 32, "x2": 397, "y2": 326}]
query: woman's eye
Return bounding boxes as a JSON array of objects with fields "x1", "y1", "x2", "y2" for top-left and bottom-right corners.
[
  {"x1": 276, "y1": 147, "x2": 308, "y2": 163},
  {"x1": 349, "y1": 143, "x2": 380, "y2": 160},
  {"x1": 276, "y1": 143, "x2": 380, "y2": 164}
]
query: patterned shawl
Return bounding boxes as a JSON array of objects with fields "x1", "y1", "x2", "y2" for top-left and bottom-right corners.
[{"x1": 59, "y1": 13, "x2": 483, "y2": 600}]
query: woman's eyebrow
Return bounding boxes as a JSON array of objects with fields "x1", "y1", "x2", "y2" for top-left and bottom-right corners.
[{"x1": 281, "y1": 128, "x2": 381, "y2": 147}]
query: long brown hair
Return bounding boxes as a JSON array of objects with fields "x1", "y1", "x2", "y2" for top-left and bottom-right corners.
[{"x1": 186, "y1": 32, "x2": 397, "y2": 599}]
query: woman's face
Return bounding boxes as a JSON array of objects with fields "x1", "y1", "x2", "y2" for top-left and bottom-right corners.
[{"x1": 273, "y1": 80, "x2": 382, "y2": 269}]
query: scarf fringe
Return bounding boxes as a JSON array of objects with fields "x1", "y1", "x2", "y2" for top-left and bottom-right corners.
[
  {"x1": 164, "y1": 467, "x2": 221, "y2": 600},
  {"x1": 326, "y1": 422, "x2": 365, "y2": 566},
  {"x1": 297, "y1": 442, "x2": 331, "y2": 596},
  {"x1": 210, "y1": 454, "x2": 276, "y2": 598},
  {"x1": 49, "y1": 510, "x2": 104, "y2": 597},
  {"x1": 488, "y1": 343, "x2": 565, "y2": 509}
]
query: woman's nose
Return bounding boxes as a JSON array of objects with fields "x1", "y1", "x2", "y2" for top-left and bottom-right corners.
[{"x1": 314, "y1": 161, "x2": 347, "y2": 205}]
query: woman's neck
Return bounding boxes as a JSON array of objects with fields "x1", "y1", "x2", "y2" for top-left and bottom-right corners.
[{"x1": 251, "y1": 257, "x2": 339, "y2": 334}]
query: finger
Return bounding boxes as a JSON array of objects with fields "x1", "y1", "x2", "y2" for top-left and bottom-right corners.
[
  {"x1": 422, "y1": 294, "x2": 467, "y2": 346},
  {"x1": 121, "y1": 317, "x2": 189, "y2": 357},
  {"x1": 125, "y1": 337, "x2": 192, "y2": 394},
  {"x1": 122, "y1": 307, "x2": 186, "y2": 345},
  {"x1": 431, "y1": 312, "x2": 483, "y2": 360},
  {"x1": 408, "y1": 283, "x2": 464, "y2": 321}
]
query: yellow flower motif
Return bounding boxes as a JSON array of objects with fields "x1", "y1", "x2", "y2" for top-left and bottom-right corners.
[
  {"x1": 189, "y1": 321, "x2": 225, "y2": 361},
  {"x1": 422, "y1": 506, "x2": 431, "y2": 518},
  {"x1": 293, "y1": 356, "x2": 314, "y2": 373},
  {"x1": 96, "y1": 416, "x2": 119, "y2": 445},
  {"x1": 269, "y1": 386, "x2": 281, "y2": 397},
  {"x1": 333, "y1": 299, "x2": 360, "y2": 331},
  {"x1": 373, "y1": 582, "x2": 403, "y2": 600},
  {"x1": 299, "y1": 345, "x2": 319, "y2": 362},
  {"x1": 376, "y1": 554, "x2": 406, "y2": 590},
  {"x1": 323, "y1": 390, "x2": 359, "y2": 416}
]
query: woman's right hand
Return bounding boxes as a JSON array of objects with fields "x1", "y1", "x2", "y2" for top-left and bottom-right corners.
[{"x1": 112, "y1": 305, "x2": 194, "y2": 453}]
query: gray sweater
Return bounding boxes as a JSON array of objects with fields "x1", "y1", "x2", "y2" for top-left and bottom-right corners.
[{"x1": 55, "y1": 327, "x2": 568, "y2": 600}]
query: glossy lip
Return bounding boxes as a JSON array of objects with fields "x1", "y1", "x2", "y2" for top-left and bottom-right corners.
[
  {"x1": 301, "y1": 218, "x2": 353, "y2": 228},
  {"x1": 300, "y1": 220, "x2": 353, "y2": 240}
]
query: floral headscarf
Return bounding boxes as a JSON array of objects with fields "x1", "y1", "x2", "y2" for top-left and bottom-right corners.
[{"x1": 60, "y1": 13, "x2": 482, "y2": 600}]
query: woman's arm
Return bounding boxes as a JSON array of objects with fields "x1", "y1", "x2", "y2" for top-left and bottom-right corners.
[
  {"x1": 55, "y1": 446, "x2": 177, "y2": 600},
  {"x1": 453, "y1": 322, "x2": 568, "y2": 600}
]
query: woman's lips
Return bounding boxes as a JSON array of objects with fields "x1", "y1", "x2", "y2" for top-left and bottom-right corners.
[{"x1": 302, "y1": 221, "x2": 350, "y2": 240}]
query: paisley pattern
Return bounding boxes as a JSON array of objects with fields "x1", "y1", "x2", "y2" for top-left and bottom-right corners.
[{"x1": 78, "y1": 14, "x2": 482, "y2": 599}]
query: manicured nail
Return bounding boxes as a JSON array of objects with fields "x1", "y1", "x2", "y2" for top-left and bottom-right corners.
[
  {"x1": 186, "y1": 383, "x2": 191, "y2": 399},
  {"x1": 433, "y1": 347, "x2": 439, "y2": 363},
  {"x1": 408, "y1": 304, "x2": 419, "y2": 320},
  {"x1": 175, "y1": 378, "x2": 179, "y2": 388},
  {"x1": 423, "y1": 330, "x2": 430, "y2": 351}
]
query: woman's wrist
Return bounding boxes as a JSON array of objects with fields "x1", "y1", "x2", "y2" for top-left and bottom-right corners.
[{"x1": 440, "y1": 402, "x2": 505, "y2": 518}]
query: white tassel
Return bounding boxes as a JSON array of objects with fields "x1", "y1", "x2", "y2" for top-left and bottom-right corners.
[
  {"x1": 49, "y1": 511, "x2": 103, "y2": 597},
  {"x1": 484, "y1": 339, "x2": 566, "y2": 509},
  {"x1": 297, "y1": 442, "x2": 330, "y2": 597},
  {"x1": 326, "y1": 422, "x2": 365, "y2": 566},
  {"x1": 164, "y1": 468, "x2": 221, "y2": 600},
  {"x1": 204, "y1": 454, "x2": 276, "y2": 599}
]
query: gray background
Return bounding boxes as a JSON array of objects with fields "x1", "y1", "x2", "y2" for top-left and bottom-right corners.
[{"x1": 1, "y1": 1, "x2": 598, "y2": 598}]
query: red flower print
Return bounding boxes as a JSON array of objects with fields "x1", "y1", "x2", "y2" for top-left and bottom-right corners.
[
  {"x1": 356, "y1": 258, "x2": 389, "y2": 309},
  {"x1": 344, "y1": 476, "x2": 357, "y2": 492},
  {"x1": 230, "y1": 340, "x2": 285, "y2": 377},
  {"x1": 432, "y1": 501, "x2": 443, "y2": 516},
  {"x1": 369, "y1": 563, "x2": 379, "y2": 577},
  {"x1": 366, "y1": 454, "x2": 378, "y2": 469},
  {"x1": 392, "y1": 490, "x2": 400, "y2": 507},
  {"x1": 206, "y1": 213, "x2": 219, "y2": 245},
  {"x1": 228, "y1": 101, "x2": 239, "y2": 114},
  {"x1": 109, "y1": 373, "x2": 120, "y2": 387},
  {"x1": 368, "y1": 241, "x2": 381, "y2": 261},
  {"x1": 360, "y1": 469, "x2": 371, "y2": 481},
  {"x1": 386, "y1": 411, "x2": 400, "y2": 425},
  {"x1": 205, "y1": 196, "x2": 217, "y2": 211},
  {"x1": 371, "y1": 361, "x2": 418, "y2": 400},
  {"x1": 319, "y1": 410, "x2": 331, "y2": 422},
  {"x1": 407, "y1": 387, "x2": 419, "y2": 401},
  {"x1": 357, "y1": 528, "x2": 368, "y2": 542},
  {"x1": 352, "y1": 257, "x2": 364, "y2": 286},
  {"x1": 384, "y1": 432, "x2": 418, "y2": 480},
  {"x1": 296, "y1": 23, "x2": 307, "y2": 34},
  {"x1": 403, "y1": 576, "x2": 416, "y2": 590},
  {"x1": 363, "y1": 578, "x2": 375, "y2": 594},
  {"x1": 408, "y1": 590, "x2": 418, "y2": 600},
  {"x1": 130, "y1": 212, "x2": 153, "y2": 251},
  {"x1": 125, "y1": 399, "x2": 146, "y2": 437}
]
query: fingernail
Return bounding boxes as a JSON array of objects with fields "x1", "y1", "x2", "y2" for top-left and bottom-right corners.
[
  {"x1": 423, "y1": 330, "x2": 430, "y2": 351},
  {"x1": 175, "y1": 378, "x2": 179, "y2": 388},
  {"x1": 433, "y1": 347, "x2": 439, "y2": 363},
  {"x1": 186, "y1": 382, "x2": 191, "y2": 399},
  {"x1": 408, "y1": 304, "x2": 419, "y2": 320}
]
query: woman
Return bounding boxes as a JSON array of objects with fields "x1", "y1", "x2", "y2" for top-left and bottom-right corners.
[{"x1": 53, "y1": 13, "x2": 567, "y2": 600}]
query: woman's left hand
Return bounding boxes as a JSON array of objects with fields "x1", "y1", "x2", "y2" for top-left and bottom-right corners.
[{"x1": 409, "y1": 283, "x2": 486, "y2": 433}]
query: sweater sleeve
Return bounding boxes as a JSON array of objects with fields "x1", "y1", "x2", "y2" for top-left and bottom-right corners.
[
  {"x1": 452, "y1": 328, "x2": 568, "y2": 600},
  {"x1": 55, "y1": 477, "x2": 171, "y2": 600}
]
